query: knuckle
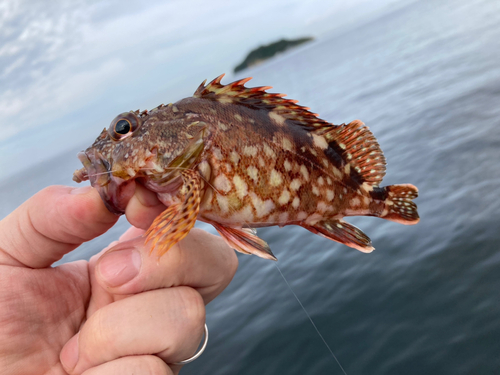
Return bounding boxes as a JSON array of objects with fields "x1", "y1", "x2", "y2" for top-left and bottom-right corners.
[
  {"x1": 225, "y1": 246, "x2": 239, "y2": 281},
  {"x1": 141, "y1": 355, "x2": 172, "y2": 375},
  {"x1": 175, "y1": 286, "x2": 205, "y2": 330},
  {"x1": 85, "y1": 308, "x2": 115, "y2": 355}
]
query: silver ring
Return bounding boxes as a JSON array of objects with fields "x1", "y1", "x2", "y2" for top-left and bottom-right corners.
[{"x1": 172, "y1": 323, "x2": 209, "y2": 365}]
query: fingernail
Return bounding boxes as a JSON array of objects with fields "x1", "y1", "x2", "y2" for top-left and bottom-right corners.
[
  {"x1": 70, "y1": 186, "x2": 92, "y2": 195},
  {"x1": 60, "y1": 333, "x2": 79, "y2": 371},
  {"x1": 97, "y1": 248, "x2": 142, "y2": 287}
]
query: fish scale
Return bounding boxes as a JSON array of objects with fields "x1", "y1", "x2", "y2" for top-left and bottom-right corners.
[{"x1": 74, "y1": 74, "x2": 419, "y2": 260}]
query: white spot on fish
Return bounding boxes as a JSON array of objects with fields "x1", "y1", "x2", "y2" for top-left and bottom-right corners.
[
  {"x1": 216, "y1": 195, "x2": 229, "y2": 213},
  {"x1": 234, "y1": 114, "x2": 243, "y2": 121},
  {"x1": 278, "y1": 189, "x2": 290, "y2": 205},
  {"x1": 317, "y1": 176, "x2": 324, "y2": 185},
  {"x1": 231, "y1": 205, "x2": 254, "y2": 222},
  {"x1": 218, "y1": 97, "x2": 233, "y2": 104},
  {"x1": 312, "y1": 134, "x2": 328, "y2": 149},
  {"x1": 230, "y1": 151, "x2": 240, "y2": 165},
  {"x1": 332, "y1": 167, "x2": 342, "y2": 179},
  {"x1": 326, "y1": 190, "x2": 334, "y2": 201},
  {"x1": 300, "y1": 165, "x2": 309, "y2": 181},
  {"x1": 290, "y1": 179, "x2": 302, "y2": 191},
  {"x1": 292, "y1": 197, "x2": 300, "y2": 209},
  {"x1": 218, "y1": 121, "x2": 228, "y2": 131},
  {"x1": 213, "y1": 147, "x2": 223, "y2": 160},
  {"x1": 198, "y1": 160, "x2": 211, "y2": 181},
  {"x1": 269, "y1": 169, "x2": 283, "y2": 186},
  {"x1": 282, "y1": 137, "x2": 293, "y2": 151},
  {"x1": 312, "y1": 186, "x2": 320, "y2": 196},
  {"x1": 233, "y1": 175, "x2": 248, "y2": 199},
  {"x1": 202, "y1": 187, "x2": 213, "y2": 209},
  {"x1": 263, "y1": 143, "x2": 276, "y2": 158},
  {"x1": 317, "y1": 201, "x2": 328, "y2": 212},
  {"x1": 269, "y1": 111, "x2": 286, "y2": 126},
  {"x1": 250, "y1": 192, "x2": 275, "y2": 218},
  {"x1": 247, "y1": 166, "x2": 259, "y2": 182},
  {"x1": 243, "y1": 145, "x2": 258, "y2": 156},
  {"x1": 284, "y1": 160, "x2": 292, "y2": 171},
  {"x1": 297, "y1": 211, "x2": 308, "y2": 220},
  {"x1": 214, "y1": 174, "x2": 232, "y2": 193},
  {"x1": 305, "y1": 212, "x2": 322, "y2": 224}
]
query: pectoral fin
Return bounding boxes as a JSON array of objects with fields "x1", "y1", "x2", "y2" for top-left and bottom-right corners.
[
  {"x1": 303, "y1": 219, "x2": 374, "y2": 253},
  {"x1": 212, "y1": 223, "x2": 277, "y2": 261},
  {"x1": 145, "y1": 170, "x2": 201, "y2": 257}
]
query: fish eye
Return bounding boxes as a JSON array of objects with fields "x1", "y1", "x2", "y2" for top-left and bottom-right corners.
[
  {"x1": 108, "y1": 112, "x2": 142, "y2": 140},
  {"x1": 115, "y1": 119, "x2": 131, "y2": 134}
]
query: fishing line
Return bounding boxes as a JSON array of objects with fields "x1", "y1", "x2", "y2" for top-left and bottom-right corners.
[{"x1": 274, "y1": 262, "x2": 348, "y2": 375}]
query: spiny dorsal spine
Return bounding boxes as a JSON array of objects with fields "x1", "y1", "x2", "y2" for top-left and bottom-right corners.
[{"x1": 193, "y1": 74, "x2": 332, "y2": 131}]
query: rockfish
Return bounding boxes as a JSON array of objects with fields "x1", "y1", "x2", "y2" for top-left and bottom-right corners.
[{"x1": 73, "y1": 75, "x2": 419, "y2": 260}]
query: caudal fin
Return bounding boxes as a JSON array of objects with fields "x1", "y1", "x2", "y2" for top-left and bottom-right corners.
[{"x1": 381, "y1": 184, "x2": 419, "y2": 225}]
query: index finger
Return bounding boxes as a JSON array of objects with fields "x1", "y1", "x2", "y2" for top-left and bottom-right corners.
[
  {"x1": 0, "y1": 186, "x2": 118, "y2": 268},
  {"x1": 95, "y1": 228, "x2": 238, "y2": 304}
]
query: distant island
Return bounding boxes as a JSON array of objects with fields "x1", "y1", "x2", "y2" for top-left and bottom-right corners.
[{"x1": 234, "y1": 37, "x2": 313, "y2": 73}]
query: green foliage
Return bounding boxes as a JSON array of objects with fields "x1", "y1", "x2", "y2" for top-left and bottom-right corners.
[{"x1": 234, "y1": 37, "x2": 313, "y2": 73}]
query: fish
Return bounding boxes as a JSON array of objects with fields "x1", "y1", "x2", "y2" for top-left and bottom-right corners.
[{"x1": 73, "y1": 74, "x2": 419, "y2": 260}]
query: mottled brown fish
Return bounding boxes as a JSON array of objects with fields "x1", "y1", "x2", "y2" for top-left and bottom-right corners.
[{"x1": 73, "y1": 75, "x2": 419, "y2": 260}]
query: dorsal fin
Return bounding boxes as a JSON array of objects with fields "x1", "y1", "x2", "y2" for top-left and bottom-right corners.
[
  {"x1": 318, "y1": 120, "x2": 386, "y2": 186},
  {"x1": 194, "y1": 75, "x2": 386, "y2": 186},
  {"x1": 193, "y1": 74, "x2": 331, "y2": 130}
]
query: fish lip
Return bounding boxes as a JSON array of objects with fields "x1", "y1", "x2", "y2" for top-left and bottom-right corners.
[
  {"x1": 78, "y1": 150, "x2": 112, "y2": 188},
  {"x1": 74, "y1": 149, "x2": 132, "y2": 215}
]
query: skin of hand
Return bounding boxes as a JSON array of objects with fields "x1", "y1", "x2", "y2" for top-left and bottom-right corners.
[{"x1": 0, "y1": 183, "x2": 238, "y2": 375}]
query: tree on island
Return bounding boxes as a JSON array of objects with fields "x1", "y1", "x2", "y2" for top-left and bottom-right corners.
[{"x1": 234, "y1": 37, "x2": 313, "y2": 73}]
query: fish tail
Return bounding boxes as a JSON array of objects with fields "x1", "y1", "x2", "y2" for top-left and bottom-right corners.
[{"x1": 379, "y1": 184, "x2": 419, "y2": 225}]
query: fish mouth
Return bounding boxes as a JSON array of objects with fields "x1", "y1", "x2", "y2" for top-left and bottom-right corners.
[{"x1": 73, "y1": 150, "x2": 135, "y2": 215}]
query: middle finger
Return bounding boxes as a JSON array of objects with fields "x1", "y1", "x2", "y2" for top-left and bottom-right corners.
[{"x1": 61, "y1": 286, "x2": 205, "y2": 375}]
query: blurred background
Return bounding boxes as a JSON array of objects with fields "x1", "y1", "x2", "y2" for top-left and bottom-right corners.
[{"x1": 1, "y1": 0, "x2": 499, "y2": 373}]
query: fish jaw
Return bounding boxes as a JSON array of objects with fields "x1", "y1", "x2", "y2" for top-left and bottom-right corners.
[{"x1": 73, "y1": 150, "x2": 135, "y2": 215}]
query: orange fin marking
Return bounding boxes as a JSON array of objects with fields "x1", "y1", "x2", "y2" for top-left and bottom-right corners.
[
  {"x1": 145, "y1": 170, "x2": 201, "y2": 258},
  {"x1": 318, "y1": 119, "x2": 387, "y2": 186},
  {"x1": 212, "y1": 223, "x2": 277, "y2": 261},
  {"x1": 193, "y1": 74, "x2": 331, "y2": 131},
  {"x1": 303, "y1": 219, "x2": 374, "y2": 253},
  {"x1": 381, "y1": 184, "x2": 419, "y2": 225}
]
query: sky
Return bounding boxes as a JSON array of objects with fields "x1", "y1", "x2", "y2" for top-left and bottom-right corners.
[{"x1": 0, "y1": 0, "x2": 405, "y2": 180}]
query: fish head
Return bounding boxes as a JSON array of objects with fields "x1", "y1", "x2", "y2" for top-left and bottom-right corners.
[{"x1": 73, "y1": 108, "x2": 207, "y2": 214}]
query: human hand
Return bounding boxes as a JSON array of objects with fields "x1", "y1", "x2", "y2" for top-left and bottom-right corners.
[{"x1": 0, "y1": 184, "x2": 238, "y2": 374}]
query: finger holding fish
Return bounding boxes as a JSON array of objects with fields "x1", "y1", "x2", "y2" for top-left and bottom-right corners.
[{"x1": 93, "y1": 228, "x2": 237, "y2": 304}]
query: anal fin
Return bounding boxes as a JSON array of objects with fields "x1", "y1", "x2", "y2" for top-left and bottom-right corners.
[
  {"x1": 212, "y1": 223, "x2": 277, "y2": 261},
  {"x1": 145, "y1": 170, "x2": 201, "y2": 258},
  {"x1": 303, "y1": 219, "x2": 374, "y2": 253}
]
